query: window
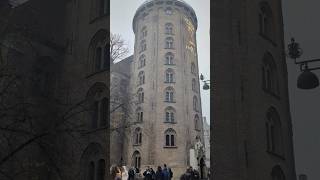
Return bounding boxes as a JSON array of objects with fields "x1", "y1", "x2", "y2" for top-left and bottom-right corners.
[
  {"x1": 165, "y1": 8, "x2": 173, "y2": 15},
  {"x1": 266, "y1": 107, "x2": 283, "y2": 156},
  {"x1": 193, "y1": 96, "x2": 198, "y2": 111},
  {"x1": 192, "y1": 78, "x2": 196, "y2": 91},
  {"x1": 165, "y1": 87, "x2": 175, "y2": 102},
  {"x1": 97, "y1": 159, "x2": 106, "y2": 180},
  {"x1": 141, "y1": 27, "x2": 147, "y2": 39},
  {"x1": 134, "y1": 127, "x2": 142, "y2": 145},
  {"x1": 262, "y1": 52, "x2": 279, "y2": 95},
  {"x1": 90, "y1": 0, "x2": 108, "y2": 20},
  {"x1": 165, "y1": 52, "x2": 174, "y2": 65},
  {"x1": 164, "y1": 128, "x2": 176, "y2": 147},
  {"x1": 259, "y1": 2, "x2": 275, "y2": 41},
  {"x1": 165, "y1": 68, "x2": 174, "y2": 83},
  {"x1": 137, "y1": 88, "x2": 144, "y2": 103},
  {"x1": 191, "y1": 62, "x2": 196, "y2": 74},
  {"x1": 132, "y1": 151, "x2": 141, "y2": 169},
  {"x1": 88, "y1": 161, "x2": 95, "y2": 180},
  {"x1": 165, "y1": 37, "x2": 174, "y2": 49},
  {"x1": 138, "y1": 71, "x2": 145, "y2": 85},
  {"x1": 165, "y1": 23, "x2": 174, "y2": 34},
  {"x1": 88, "y1": 29, "x2": 108, "y2": 74},
  {"x1": 194, "y1": 114, "x2": 200, "y2": 130},
  {"x1": 136, "y1": 107, "x2": 143, "y2": 122},
  {"x1": 87, "y1": 82, "x2": 108, "y2": 130},
  {"x1": 139, "y1": 55, "x2": 146, "y2": 68},
  {"x1": 271, "y1": 165, "x2": 285, "y2": 180},
  {"x1": 140, "y1": 40, "x2": 147, "y2": 52},
  {"x1": 165, "y1": 106, "x2": 175, "y2": 123}
]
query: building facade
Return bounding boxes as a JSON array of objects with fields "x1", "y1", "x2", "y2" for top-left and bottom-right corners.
[
  {"x1": 203, "y1": 117, "x2": 210, "y2": 169},
  {"x1": 121, "y1": 0, "x2": 205, "y2": 177},
  {"x1": 213, "y1": 0, "x2": 297, "y2": 180}
]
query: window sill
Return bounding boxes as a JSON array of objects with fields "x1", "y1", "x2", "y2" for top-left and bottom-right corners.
[
  {"x1": 259, "y1": 33, "x2": 277, "y2": 46},
  {"x1": 164, "y1": 64, "x2": 176, "y2": 66},
  {"x1": 164, "y1": 81, "x2": 175, "y2": 84},
  {"x1": 164, "y1": 121, "x2": 177, "y2": 124},
  {"x1": 165, "y1": 33, "x2": 175, "y2": 35},
  {"x1": 163, "y1": 146, "x2": 177, "y2": 149},
  {"x1": 164, "y1": 47, "x2": 175, "y2": 50},
  {"x1": 133, "y1": 144, "x2": 142, "y2": 146},
  {"x1": 164, "y1": 101, "x2": 176, "y2": 103},
  {"x1": 266, "y1": 150, "x2": 285, "y2": 160},
  {"x1": 139, "y1": 50, "x2": 147, "y2": 53}
]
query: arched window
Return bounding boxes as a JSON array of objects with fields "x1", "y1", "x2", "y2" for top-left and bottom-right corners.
[
  {"x1": 134, "y1": 127, "x2": 142, "y2": 145},
  {"x1": 140, "y1": 40, "x2": 147, "y2": 52},
  {"x1": 88, "y1": 161, "x2": 95, "y2": 180},
  {"x1": 165, "y1": 106, "x2": 176, "y2": 123},
  {"x1": 138, "y1": 71, "x2": 145, "y2": 85},
  {"x1": 191, "y1": 62, "x2": 196, "y2": 74},
  {"x1": 165, "y1": 52, "x2": 174, "y2": 65},
  {"x1": 88, "y1": 29, "x2": 108, "y2": 74},
  {"x1": 262, "y1": 52, "x2": 279, "y2": 95},
  {"x1": 165, "y1": 7, "x2": 173, "y2": 15},
  {"x1": 192, "y1": 78, "x2": 196, "y2": 91},
  {"x1": 271, "y1": 165, "x2": 285, "y2": 180},
  {"x1": 266, "y1": 107, "x2": 283, "y2": 155},
  {"x1": 164, "y1": 128, "x2": 176, "y2": 147},
  {"x1": 136, "y1": 107, "x2": 143, "y2": 122},
  {"x1": 86, "y1": 83, "x2": 108, "y2": 129},
  {"x1": 165, "y1": 37, "x2": 174, "y2": 49},
  {"x1": 80, "y1": 143, "x2": 105, "y2": 180},
  {"x1": 97, "y1": 159, "x2": 106, "y2": 180},
  {"x1": 165, "y1": 23, "x2": 174, "y2": 34},
  {"x1": 137, "y1": 88, "x2": 144, "y2": 103},
  {"x1": 139, "y1": 55, "x2": 146, "y2": 68},
  {"x1": 132, "y1": 151, "x2": 141, "y2": 169},
  {"x1": 165, "y1": 87, "x2": 175, "y2": 102},
  {"x1": 165, "y1": 68, "x2": 175, "y2": 83},
  {"x1": 259, "y1": 2, "x2": 275, "y2": 40},
  {"x1": 193, "y1": 96, "x2": 198, "y2": 111},
  {"x1": 141, "y1": 27, "x2": 147, "y2": 39},
  {"x1": 194, "y1": 114, "x2": 200, "y2": 130}
]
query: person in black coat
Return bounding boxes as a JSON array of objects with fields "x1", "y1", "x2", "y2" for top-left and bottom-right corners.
[
  {"x1": 143, "y1": 167, "x2": 153, "y2": 180},
  {"x1": 128, "y1": 167, "x2": 135, "y2": 180},
  {"x1": 155, "y1": 166, "x2": 164, "y2": 180}
]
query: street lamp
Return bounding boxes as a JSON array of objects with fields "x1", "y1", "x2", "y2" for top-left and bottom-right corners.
[
  {"x1": 287, "y1": 38, "x2": 320, "y2": 89},
  {"x1": 200, "y1": 73, "x2": 210, "y2": 90}
]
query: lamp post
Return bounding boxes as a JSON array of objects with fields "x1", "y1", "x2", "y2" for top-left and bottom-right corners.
[
  {"x1": 287, "y1": 38, "x2": 320, "y2": 89},
  {"x1": 200, "y1": 74, "x2": 210, "y2": 90}
]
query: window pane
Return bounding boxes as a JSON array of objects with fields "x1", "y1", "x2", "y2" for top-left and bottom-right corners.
[
  {"x1": 92, "y1": 102, "x2": 99, "y2": 128},
  {"x1": 100, "y1": 98, "x2": 107, "y2": 127},
  {"x1": 171, "y1": 135, "x2": 175, "y2": 146},
  {"x1": 166, "y1": 135, "x2": 170, "y2": 146}
]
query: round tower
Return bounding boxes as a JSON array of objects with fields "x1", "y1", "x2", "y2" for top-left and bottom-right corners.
[{"x1": 126, "y1": 0, "x2": 203, "y2": 177}]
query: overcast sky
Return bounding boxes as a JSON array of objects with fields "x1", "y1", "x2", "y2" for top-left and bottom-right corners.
[
  {"x1": 282, "y1": 0, "x2": 320, "y2": 179},
  {"x1": 110, "y1": 0, "x2": 210, "y2": 124}
]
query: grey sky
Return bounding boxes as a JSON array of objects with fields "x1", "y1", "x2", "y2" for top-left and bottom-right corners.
[
  {"x1": 110, "y1": 0, "x2": 210, "y2": 123},
  {"x1": 283, "y1": 0, "x2": 320, "y2": 179}
]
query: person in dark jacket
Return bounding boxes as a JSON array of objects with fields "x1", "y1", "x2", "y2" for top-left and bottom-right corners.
[
  {"x1": 128, "y1": 167, "x2": 135, "y2": 180},
  {"x1": 168, "y1": 168, "x2": 173, "y2": 180},
  {"x1": 162, "y1": 164, "x2": 170, "y2": 180},
  {"x1": 143, "y1": 166, "x2": 153, "y2": 180},
  {"x1": 155, "y1": 166, "x2": 164, "y2": 180},
  {"x1": 150, "y1": 168, "x2": 156, "y2": 180},
  {"x1": 180, "y1": 167, "x2": 192, "y2": 180}
]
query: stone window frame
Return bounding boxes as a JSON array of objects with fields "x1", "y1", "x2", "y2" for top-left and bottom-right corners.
[
  {"x1": 138, "y1": 54, "x2": 146, "y2": 69},
  {"x1": 132, "y1": 151, "x2": 141, "y2": 169},
  {"x1": 165, "y1": 68, "x2": 175, "y2": 83},
  {"x1": 164, "y1": 86, "x2": 175, "y2": 103},
  {"x1": 164, "y1": 128, "x2": 177, "y2": 148},
  {"x1": 165, "y1": 37, "x2": 174, "y2": 49},
  {"x1": 137, "y1": 88, "x2": 144, "y2": 104},
  {"x1": 138, "y1": 71, "x2": 145, "y2": 86},
  {"x1": 165, "y1": 23, "x2": 174, "y2": 35},
  {"x1": 133, "y1": 127, "x2": 142, "y2": 145},
  {"x1": 165, "y1": 52, "x2": 175, "y2": 65},
  {"x1": 193, "y1": 95, "x2": 198, "y2": 112},
  {"x1": 136, "y1": 107, "x2": 143, "y2": 123},
  {"x1": 262, "y1": 52, "x2": 280, "y2": 97},
  {"x1": 165, "y1": 106, "x2": 176, "y2": 123},
  {"x1": 258, "y1": 2, "x2": 276, "y2": 44},
  {"x1": 140, "y1": 40, "x2": 147, "y2": 52}
]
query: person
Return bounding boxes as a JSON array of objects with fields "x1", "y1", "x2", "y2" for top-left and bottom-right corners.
[
  {"x1": 180, "y1": 167, "x2": 192, "y2": 180},
  {"x1": 193, "y1": 169, "x2": 200, "y2": 180},
  {"x1": 150, "y1": 167, "x2": 156, "y2": 180},
  {"x1": 143, "y1": 166, "x2": 153, "y2": 180},
  {"x1": 168, "y1": 168, "x2": 173, "y2": 180},
  {"x1": 111, "y1": 165, "x2": 122, "y2": 180},
  {"x1": 128, "y1": 166, "x2": 135, "y2": 180},
  {"x1": 162, "y1": 164, "x2": 170, "y2": 180},
  {"x1": 155, "y1": 166, "x2": 164, "y2": 180}
]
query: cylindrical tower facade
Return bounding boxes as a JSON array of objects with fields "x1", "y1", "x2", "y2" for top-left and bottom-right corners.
[{"x1": 127, "y1": 0, "x2": 203, "y2": 176}]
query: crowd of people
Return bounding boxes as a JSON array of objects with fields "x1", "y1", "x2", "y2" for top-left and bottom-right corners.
[{"x1": 110, "y1": 164, "x2": 206, "y2": 180}]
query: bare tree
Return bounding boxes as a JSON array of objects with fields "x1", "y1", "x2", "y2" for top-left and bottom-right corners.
[{"x1": 110, "y1": 33, "x2": 129, "y2": 62}]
